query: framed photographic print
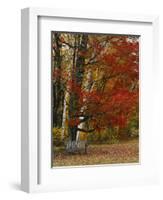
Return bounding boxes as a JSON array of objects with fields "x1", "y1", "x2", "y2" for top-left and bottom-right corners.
[
  {"x1": 51, "y1": 31, "x2": 140, "y2": 167},
  {"x1": 21, "y1": 8, "x2": 159, "y2": 193}
]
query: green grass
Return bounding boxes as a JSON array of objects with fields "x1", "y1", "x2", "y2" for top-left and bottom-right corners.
[{"x1": 53, "y1": 138, "x2": 139, "y2": 167}]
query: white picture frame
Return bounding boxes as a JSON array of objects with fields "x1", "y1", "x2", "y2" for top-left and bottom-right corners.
[{"x1": 21, "y1": 7, "x2": 159, "y2": 193}]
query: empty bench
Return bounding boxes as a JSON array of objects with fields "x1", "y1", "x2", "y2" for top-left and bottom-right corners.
[{"x1": 65, "y1": 140, "x2": 88, "y2": 154}]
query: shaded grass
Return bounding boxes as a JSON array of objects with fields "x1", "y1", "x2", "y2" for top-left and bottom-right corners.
[{"x1": 53, "y1": 138, "x2": 139, "y2": 167}]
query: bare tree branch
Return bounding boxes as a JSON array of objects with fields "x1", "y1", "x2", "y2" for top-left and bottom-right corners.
[{"x1": 77, "y1": 128, "x2": 95, "y2": 133}]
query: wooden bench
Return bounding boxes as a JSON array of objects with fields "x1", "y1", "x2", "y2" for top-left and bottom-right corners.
[{"x1": 65, "y1": 140, "x2": 87, "y2": 154}]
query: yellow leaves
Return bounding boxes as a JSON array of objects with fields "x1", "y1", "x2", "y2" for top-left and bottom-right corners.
[
  {"x1": 65, "y1": 119, "x2": 69, "y2": 127},
  {"x1": 79, "y1": 132, "x2": 87, "y2": 141},
  {"x1": 52, "y1": 128, "x2": 63, "y2": 145},
  {"x1": 107, "y1": 47, "x2": 117, "y2": 55},
  {"x1": 105, "y1": 76, "x2": 117, "y2": 91},
  {"x1": 92, "y1": 68, "x2": 99, "y2": 81},
  {"x1": 118, "y1": 59, "x2": 126, "y2": 65}
]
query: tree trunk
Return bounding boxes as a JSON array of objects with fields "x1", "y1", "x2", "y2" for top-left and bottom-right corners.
[
  {"x1": 52, "y1": 33, "x2": 63, "y2": 128},
  {"x1": 61, "y1": 80, "x2": 70, "y2": 139},
  {"x1": 68, "y1": 34, "x2": 88, "y2": 142},
  {"x1": 76, "y1": 68, "x2": 93, "y2": 141}
]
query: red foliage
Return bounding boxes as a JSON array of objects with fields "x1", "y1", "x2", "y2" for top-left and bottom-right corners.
[
  {"x1": 61, "y1": 35, "x2": 139, "y2": 132},
  {"x1": 68, "y1": 118, "x2": 80, "y2": 127},
  {"x1": 53, "y1": 68, "x2": 61, "y2": 79}
]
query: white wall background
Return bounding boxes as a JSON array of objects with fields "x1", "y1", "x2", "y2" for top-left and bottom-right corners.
[{"x1": 0, "y1": 0, "x2": 162, "y2": 199}]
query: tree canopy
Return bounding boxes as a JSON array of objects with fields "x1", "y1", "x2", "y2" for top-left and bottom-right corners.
[{"x1": 52, "y1": 32, "x2": 139, "y2": 144}]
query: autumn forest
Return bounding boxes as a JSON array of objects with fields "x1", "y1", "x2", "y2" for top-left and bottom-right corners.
[{"x1": 52, "y1": 31, "x2": 139, "y2": 167}]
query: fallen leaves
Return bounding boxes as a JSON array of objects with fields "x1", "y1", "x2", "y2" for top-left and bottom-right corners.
[{"x1": 53, "y1": 138, "x2": 139, "y2": 167}]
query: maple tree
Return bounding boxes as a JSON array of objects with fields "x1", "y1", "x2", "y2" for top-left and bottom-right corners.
[{"x1": 52, "y1": 32, "x2": 139, "y2": 144}]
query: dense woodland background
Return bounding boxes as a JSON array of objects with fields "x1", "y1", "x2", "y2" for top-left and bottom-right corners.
[{"x1": 52, "y1": 32, "x2": 139, "y2": 165}]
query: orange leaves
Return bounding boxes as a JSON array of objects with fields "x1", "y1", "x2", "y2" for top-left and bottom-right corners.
[
  {"x1": 103, "y1": 54, "x2": 117, "y2": 66},
  {"x1": 68, "y1": 118, "x2": 80, "y2": 127},
  {"x1": 88, "y1": 87, "x2": 138, "y2": 130},
  {"x1": 84, "y1": 91, "x2": 101, "y2": 103},
  {"x1": 109, "y1": 114, "x2": 127, "y2": 128},
  {"x1": 111, "y1": 89, "x2": 131, "y2": 102},
  {"x1": 101, "y1": 37, "x2": 139, "y2": 86},
  {"x1": 67, "y1": 80, "x2": 83, "y2": 96},
  {"x1": 92, "y1": 38, "x2": 104, "y2": 52},
  {"x1": 78, "y1": 50, "x2": 87, "y2": 57},
  {"x1": 53, "y1": 33, "x2": 139, "y2": 133}
]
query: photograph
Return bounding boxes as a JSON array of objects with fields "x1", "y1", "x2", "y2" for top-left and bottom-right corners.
[{"x1": 51, "y1": 31, "x2": 139, "y2": 167}]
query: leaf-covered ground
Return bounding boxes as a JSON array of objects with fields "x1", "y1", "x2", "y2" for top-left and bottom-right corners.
[{"x1": 53, "y1": 138, "x2": 139, "y2": 167}]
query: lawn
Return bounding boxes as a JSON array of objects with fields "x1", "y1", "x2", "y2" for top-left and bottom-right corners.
[{"x1": 53, "y1": 138, "x2": 139, "y2": 167}]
